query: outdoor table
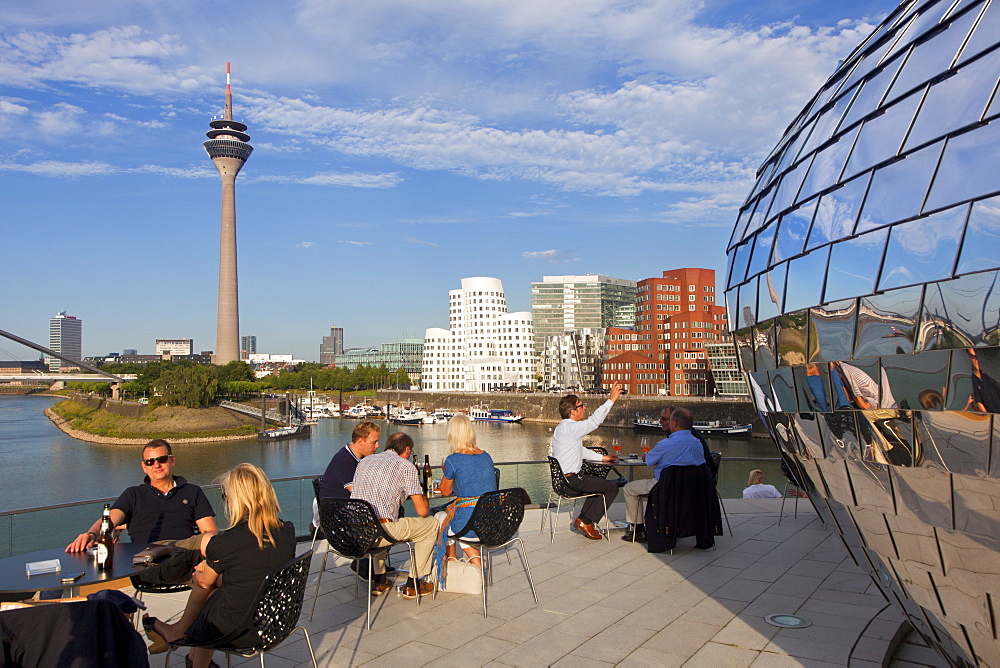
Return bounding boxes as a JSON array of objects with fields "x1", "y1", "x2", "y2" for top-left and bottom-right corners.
[
  {"x1": 0, "y1": 543, "x2": 152, "y2": 599},
  {"x1": 611, "y1": 455, "x2": 649, "y2": 482}
]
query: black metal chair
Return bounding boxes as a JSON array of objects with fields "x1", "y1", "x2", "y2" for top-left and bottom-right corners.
[
  {"x1": 129, "y1": 579, "x2": 191, "y2": 628},
  {"x1": 310, "y1": 497, "x2": 423, "y2": 629},
  {"x1": 450, "y1": 488, "x2": 537, "y2": 618},
  {"x1": 163, "y1": 551, "x2": 317, "y2": 667},
  {"x1": 540, "y1": 457, "x2": 609, "y2": 542},
  {"x1": 581, "y1": 446, "x2": 628, "y2": 486},
  {"x1": 709, "y1": 451, "x2": 732, "y2": 536},
  {"x1": 309, "y1": 476, "x2": 323, "y2": 551}
]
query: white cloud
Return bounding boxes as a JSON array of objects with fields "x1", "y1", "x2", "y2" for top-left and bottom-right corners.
[
  {"x1": 296, "y1": 241, "x2": 315, "y2": 248},
  {"x1": 406, "y1": 237, "x2": 438, "y2": 247},
  {"x1": 523, "y1": 248, "x2": 580, "y2": 262},
  {"x1": 298, "y1": 171, "x2": 402, "y2": 188},
  {"x1": 133, "y1": 164, "x2": 215, "y2": 179},
  {"x1": 0, "y1": 159, "x2": 117, "y2": 177},
  {"x1": 340, "y1": 240, "x2": 373, "y2": 246}
]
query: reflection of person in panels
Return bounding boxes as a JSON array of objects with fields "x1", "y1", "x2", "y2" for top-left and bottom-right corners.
[{"x1": 967, "y1": 348, "x2": 1000, "y2": 413}]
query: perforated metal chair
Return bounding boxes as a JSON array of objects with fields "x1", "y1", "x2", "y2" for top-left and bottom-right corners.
[
  {"x1": 540, "y1": 456, "x2": 609, "y2": 542},
  {"x1": 163, "y1": 551, "x2": 317, "y2": 667},
  {"x1": 779, "y1": 458, "x2": 804, "y2": 525},
  {"x1": 709, "y1": 451, "x2": 732, "y2": 536},
  {"x1": 450, "y1": 488, "x2": 537, "y2": 617},
  {"x1": 309, "y1": 476, "x2": 323, "y2": 551},
  {"x1": 310, "y1": 497, "x2": 424, "y2": 629}
]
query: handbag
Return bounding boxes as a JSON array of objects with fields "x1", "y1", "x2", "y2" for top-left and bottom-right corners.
[
  {"x1": 439, "y1": 557, "x2": 482, "y2": 594},
  {"x1": 132, "y1": 545, "x2": 173, "y2": 565}
]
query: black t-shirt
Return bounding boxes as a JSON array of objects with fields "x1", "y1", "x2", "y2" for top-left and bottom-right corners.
[
  {"x1": 111, "y1": 475, "x2": 214, "y2": 544},
  {"x1": 319, "y1": 445, "x2": 361, "y2": 500},
  {"x1": 184, "y1": 520, "x2": 296, "y2": 647}
]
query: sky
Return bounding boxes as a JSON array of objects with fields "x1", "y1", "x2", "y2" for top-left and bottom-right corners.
[{"x1": 0, "y1": 0, "x2": 892, "y2": 361}]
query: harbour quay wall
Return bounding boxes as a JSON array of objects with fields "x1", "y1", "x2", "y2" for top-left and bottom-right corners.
[
  {"x1": 70, "y1": 393, "x2": 146, "y2": 419},
  {"x1": 375, "y1": 391, "x2": 763, "y2": 434}
]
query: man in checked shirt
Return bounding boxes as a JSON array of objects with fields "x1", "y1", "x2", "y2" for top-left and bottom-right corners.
[{"x1": 351, "y1": 432, "x2": 439, "y2": 598}]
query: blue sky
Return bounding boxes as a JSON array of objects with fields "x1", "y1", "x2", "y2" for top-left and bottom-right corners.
[{"x1": 1, "y1": 0, "x2": 890, "y2": 361}]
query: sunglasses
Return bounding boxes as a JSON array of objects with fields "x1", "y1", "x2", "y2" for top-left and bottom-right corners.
[
  {"x1": 575, "y1": 404, "x2": 585, "y2": 409},
  {"x1": 142, "y1": 454, "x2": 172, "y2": 467}
]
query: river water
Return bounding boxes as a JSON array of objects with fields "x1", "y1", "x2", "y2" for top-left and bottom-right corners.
[{"x1": 0, "y1": 395, "x2": 784, "y2": 512}]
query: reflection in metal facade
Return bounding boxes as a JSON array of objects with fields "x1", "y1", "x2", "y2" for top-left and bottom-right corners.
[{"x1": 725, "y1": 1, "x2": 1000, "y2": 664}]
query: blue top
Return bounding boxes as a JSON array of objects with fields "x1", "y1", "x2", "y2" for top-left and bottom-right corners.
[
  {"x1": 443, "y1": 451, "x2": 497, "y2": 539},
  {"x1": 645, "y1": 430, "x2": 706, "y2": 479}
]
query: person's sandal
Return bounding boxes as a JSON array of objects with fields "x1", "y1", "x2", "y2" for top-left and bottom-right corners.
[
  {"x1": 141, "y1": 615, "x2": 168, "y2": 654},
  {"x1": 184, "y1": 655, "x2": 221, "y2": 668},
  {"x1": 371, "y1": 580, "x2": 393, "y2": 596}
]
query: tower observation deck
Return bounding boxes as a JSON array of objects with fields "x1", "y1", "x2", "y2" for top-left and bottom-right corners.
[{"x1": 205, "y1": 62, "x2": 252, "y2": 364}]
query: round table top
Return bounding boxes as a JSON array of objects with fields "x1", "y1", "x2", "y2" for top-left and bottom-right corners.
[{"x1": 0, "y1": 543, "x2": 150, "y2": 595}]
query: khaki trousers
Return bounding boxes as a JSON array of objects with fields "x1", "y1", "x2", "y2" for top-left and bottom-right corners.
[{"x1": 374, "y1": 516, "x2": 440, "y2": 578}]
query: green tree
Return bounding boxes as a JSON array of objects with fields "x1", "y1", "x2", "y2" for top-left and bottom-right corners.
[
  {"x1": 215, "y1": 360, "x2": 255, "y2": 383},
  {"x1": 156, "y1": 365, "x2": 218, "y2": 408}
]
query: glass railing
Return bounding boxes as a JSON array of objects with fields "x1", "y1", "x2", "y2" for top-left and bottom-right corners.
[{"x1": 0, "y1": 457, "x2": 787, "y2": 558}]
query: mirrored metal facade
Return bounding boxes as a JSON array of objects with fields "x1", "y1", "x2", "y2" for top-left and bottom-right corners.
[{"x1": 726, "y1": 1, "x2": 1000, "y2": 664}]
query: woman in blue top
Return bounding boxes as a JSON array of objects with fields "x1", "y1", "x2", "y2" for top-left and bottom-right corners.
[{"x1": 438, "y1": 414, "x2": 496, "y2": 565}]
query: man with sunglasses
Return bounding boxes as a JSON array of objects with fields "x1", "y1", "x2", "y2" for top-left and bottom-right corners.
[
  {"x1": 66, "y1": 439, "x2": 217, "y2": 558},
  {"x1": 621, "y1": 407, "x2": 705, "y2": 542},
  {"x1": 550, "y1": 382, "x2": 623, "y2": 540}
]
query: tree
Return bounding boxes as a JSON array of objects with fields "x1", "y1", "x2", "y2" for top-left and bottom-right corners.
[
  {"x1": 156, "y1": 365, "x2": 218, "y2": 408},
  {"x1": 215, "y1": 360, "x2": 255, "y2": 384}
]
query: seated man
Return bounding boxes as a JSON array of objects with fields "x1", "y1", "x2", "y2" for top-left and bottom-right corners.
[
  {"x1": 314, "y1": 420, "x2": 392, "y2": 578},
  {"x1": 351, "y1": 432, "x2": 439, "y2": 599},
  {"x1": 65, "y1": 439, "x2": 217, "y2": 583},
  {"x1": 550, "y1": 382, "x2": 623, "y2": 540},
  {"x1": 621, "y1": 407, "x2": 705, "y2": 542}
]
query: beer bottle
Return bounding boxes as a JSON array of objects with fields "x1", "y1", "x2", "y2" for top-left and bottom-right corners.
[
  {"x1": 422, "y1": 455, "x2": 432, "y2": 496},
  {"x1": 96, "y1": 503, "x2": 115, "y2": 571}
]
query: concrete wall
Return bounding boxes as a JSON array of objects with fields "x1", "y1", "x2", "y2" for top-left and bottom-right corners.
[
  {"x1": 70, "y1": 393, "x2": 146, "y2": 419},
  {"x1": 375, "y1": 390, "x2": 763, "y2": 434}
]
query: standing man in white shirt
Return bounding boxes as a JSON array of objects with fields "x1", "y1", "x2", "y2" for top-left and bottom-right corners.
[{"x1": 550, "y1": 382, "x2": 623, "y2": 540}]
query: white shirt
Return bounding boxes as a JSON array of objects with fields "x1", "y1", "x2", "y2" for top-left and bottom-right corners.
[
  {"x1": 550, "y1": 399, "x2": 614, "y2": 475},
  {"x1": 743, "y1": 483, "x2": 782, "y2": 499}
]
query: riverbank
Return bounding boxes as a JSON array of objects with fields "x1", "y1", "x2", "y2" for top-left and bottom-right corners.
[{"x1": 45, "y1": 399, "x2": 259, "y2": 445}]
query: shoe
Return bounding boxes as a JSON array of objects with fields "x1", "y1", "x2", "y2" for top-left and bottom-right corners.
[
  {"x1": 371, "y1": 580, "x2": 392, "y2": 596},
  {"x1": 350, "y1": 558, "x2": 372, "y2": 581},
  {"x1": 572, "y1": 518, "x2": 603, "y2": 540},
  {"x1": 185, "y1": 656, "x2": 220, "y2": 668},
  {"x1": 620, "y1": 524, "x2": 646, "y2": 543},
  {"x1": 400, "y1": 581, "x2": 434, "y2": 599},
  {"x1": 384, "y1": 564, "x2": 396, "y2": 574},
  {"x1": 142, "y1": 616, "x2": 168, "y2": 655}
]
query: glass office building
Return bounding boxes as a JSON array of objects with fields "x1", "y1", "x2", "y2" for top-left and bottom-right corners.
[
  {"x1": 530, "y1": 275, "x2": 636, "y2": 356},
  {"x1": 726, "y1": 0, "x2": 1000, "y2": 664}
]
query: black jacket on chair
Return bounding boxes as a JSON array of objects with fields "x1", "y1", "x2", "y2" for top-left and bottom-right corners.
[{"x1": 644, "y1": 463, "x2": 722, "y2": 553}]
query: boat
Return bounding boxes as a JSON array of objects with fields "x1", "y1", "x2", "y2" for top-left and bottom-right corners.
[
  {"x1": 632, "y1": 413, "x2": 752, "y2": 436},
  {"x1": 422, "y1": 409, "x2": 455, "y2": 424},
  {"x1": 469, "y1": 406, "x2": 524, "y2": 423},
  {"x1": 390, "y1": 407, "x2": 428, "y2": 425},
  {"x1": 257, "y1": 424, "x2": 311, "y2": 440},
  {"x1": 693, "y1": 420, "x2": 753, "y2": 436}
]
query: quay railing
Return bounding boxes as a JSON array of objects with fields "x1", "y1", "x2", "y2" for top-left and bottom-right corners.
[{"x1": 0, "y1": 457, "x2": 784, "y2": 559}]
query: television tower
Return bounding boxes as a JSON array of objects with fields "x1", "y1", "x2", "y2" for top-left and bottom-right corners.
[{"x1": 204, "y1": 62, "x2": 253, "y2": 364}]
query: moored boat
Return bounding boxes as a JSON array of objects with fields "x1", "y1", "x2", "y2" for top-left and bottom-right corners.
[
  {"x1": 470, "y1": 406, "x2": 523, "y2": 423},
  {"x1": 257, "y1": 424, "x2": 311, "y2": 440}
]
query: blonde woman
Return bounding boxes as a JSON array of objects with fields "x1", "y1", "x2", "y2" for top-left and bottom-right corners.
[
  {"x1": 742, "y1": 469, "x2": 782, "y2": 499},
  {"x1": 144, "y1": 464, "x2": 295, "y2": 668},
  {"x1": 438, "y1": 414, "x2": 497, "y2": 565}
]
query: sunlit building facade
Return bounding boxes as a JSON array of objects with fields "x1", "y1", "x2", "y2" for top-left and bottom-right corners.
[
  {"x1": 47, "y1": 311, "x2": 81, "y2": 371},
  {"x1": 726, "y1": 1, "x2": 1000, "y2": 663}
]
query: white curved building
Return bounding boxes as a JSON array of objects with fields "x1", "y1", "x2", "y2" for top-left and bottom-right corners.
[{"x1": 422, "y1": 277, "x2": 537, "y2": 392}]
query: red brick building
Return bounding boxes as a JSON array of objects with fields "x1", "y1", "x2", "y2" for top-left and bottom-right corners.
[{"x1": 604, "y1": 268, "x2": 728, "y2": 396}]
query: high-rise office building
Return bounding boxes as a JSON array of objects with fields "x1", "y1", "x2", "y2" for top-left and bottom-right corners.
[
  {"x1": 530, "y1": 275, "x2": 636, "y2": 356},
  {"x1": 422, "y1": 277, "x2": 536, "y2": 391},
  {"x1": 320, "y1": 326, "x2": 344, "y2": 365},
  {"x1": 204, "y1": 63, "x2": 253, "y2": 364},
  {"x1": 47, "y1": 311, "x2": 82, "y2": 370},
  {"x1": 540, "y1": 328, "x2": 606, "y2": 391},
  {"x1": 606, "y1": 268, "x2": 727, "y2": 396},
  {"x1": 240, "y1": 335, "x2": 257, "y2": 357}
]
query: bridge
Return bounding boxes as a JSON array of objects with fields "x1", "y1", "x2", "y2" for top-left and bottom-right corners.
[
  {"x1": 0, "y1": 328, "x2": 125, "y2": 397},
  {"x1": 0, "y1": 374, "x2": 137, "y2": 383}
]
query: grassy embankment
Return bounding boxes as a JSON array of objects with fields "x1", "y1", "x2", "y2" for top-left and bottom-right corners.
[{"x1": 50, "y1": 400, "x2": 259, "y2": 440}]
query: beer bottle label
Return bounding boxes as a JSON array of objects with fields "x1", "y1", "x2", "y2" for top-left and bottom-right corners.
[{"x1": 96, "y1": 543, "x2": 109, "y2": 564}]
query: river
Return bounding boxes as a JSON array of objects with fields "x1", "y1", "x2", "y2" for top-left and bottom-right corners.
[{"x1": 0, "y1": 395, "x2": 784, "y2": 512}]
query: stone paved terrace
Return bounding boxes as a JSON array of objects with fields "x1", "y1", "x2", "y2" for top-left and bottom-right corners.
[{"x1": 138, "y1": 499, "x2": 916, "y2": 667}]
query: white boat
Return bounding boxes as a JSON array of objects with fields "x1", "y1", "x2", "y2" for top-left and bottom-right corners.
[
  {"x1": 422, "y1": 409, "x2": 455, "y2": 424},
  {"x1": 693, "y1": 420, "x2": 753, "y2": 436},
  {"x1": 390, "y1": 407, "x2": 428, "y2": 425},
  {"x1": 469, "y1": 406, "x2": 524, "y2": 423},
  {"x1": 257, "y1": 424, "x2": 311, "y2": 440}
]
